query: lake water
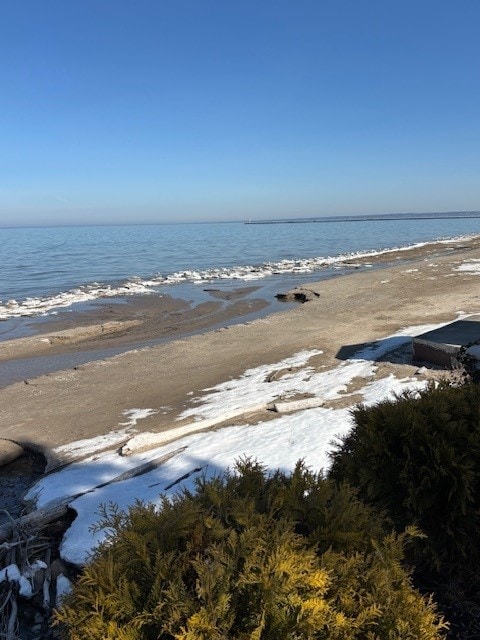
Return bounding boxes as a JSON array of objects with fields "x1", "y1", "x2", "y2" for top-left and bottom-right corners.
[{"x1": 1, "y1": 213, "x2": 480, "y2": 321}]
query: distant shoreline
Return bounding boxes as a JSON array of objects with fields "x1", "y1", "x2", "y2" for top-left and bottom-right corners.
[
  {"x1": 245, "y1": 212, "x2": 480, "y2": 224},
  {"x1": 3, "y1": 210, "x2": 480, "y2": 231}
]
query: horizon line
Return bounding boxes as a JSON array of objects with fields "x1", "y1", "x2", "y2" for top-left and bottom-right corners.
[{"x1": 1, "y1": 209, "x2": 480, "y2": 231}]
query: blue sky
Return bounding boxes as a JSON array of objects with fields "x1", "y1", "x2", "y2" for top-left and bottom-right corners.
[{"x1": 1, "y1": 1, "x2": 479, "y2": 226}]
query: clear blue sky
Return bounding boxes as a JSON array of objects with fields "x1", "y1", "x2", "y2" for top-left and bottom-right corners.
[{"x1": 1, "y1": 0, "x2": 479, "y2": 226}]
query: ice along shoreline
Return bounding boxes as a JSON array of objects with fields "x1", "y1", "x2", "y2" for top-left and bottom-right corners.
[{"x1": 1, "y1": 234, "x2": 477, "y2": 321}]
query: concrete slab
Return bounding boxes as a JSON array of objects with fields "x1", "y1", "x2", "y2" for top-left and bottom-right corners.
[{"x1": 412, "y1": 317, "x2": 480, "y2": 366}]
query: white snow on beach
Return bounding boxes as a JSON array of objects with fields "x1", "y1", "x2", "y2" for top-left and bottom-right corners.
[
  {"x1": 119, "y1": 408, "x2": 158, "y2": 427},
  {"x1": 25, "y1": 319, "x2": 458, "y2": 567},
  {"x1": 455, "y1": 260, "x2": 480, "y2": 274},
  {"x1": 54, "y1": 428, "x2": 136, "y2": 461}
]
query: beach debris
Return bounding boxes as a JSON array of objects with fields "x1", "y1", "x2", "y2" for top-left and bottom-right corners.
[
  {"x1": 275, "y1": 287, "x2": 320, "y2": 303},
  {"x1": 0, "y1": 507, "x2": 66, "y2": 640},
  {"x1": 272, "y1": 397, "x2": 324, "y2": 414},
  {"x1": 265, "y1": 367, "x2": 293, "y2": 383},
  {"x1": 0, "y1": 500, "x2": 71, "y2": 546},
  {"x1": 121, "y1": 404, "x2": 267, "y2": 456},
  {"x1": 0, "y1": 446, "x2": 196, "y2": 636},
  {"x1": 412, "y1": 316, "x2": 480, "y2": 367},
  {"x1": 42, "y1": 548, "x2": 51, "y2": 610},
  {"x1": 415, "y1": 366, "x2": 428, "y2": 375},
  {"x1": 0, "y1": 441, "x2": 24, "y2": 469},
  {"x1": 0, "y1": 449, "x2": 184, "y2": 546}
]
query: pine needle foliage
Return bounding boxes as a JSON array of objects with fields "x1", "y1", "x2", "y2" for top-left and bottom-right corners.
[
  {"x1": 329, "y1": 382, "x2": 480, "y2": 575},
  {"x1": 329, "y1": 381, "x2": 480, "y2": 636},
  {"x1": 56, "y1": 460, "x2": 445, "y2": 639}
]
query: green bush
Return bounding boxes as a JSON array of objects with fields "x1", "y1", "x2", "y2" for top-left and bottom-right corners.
[
  {"x1": 56, "y1": 461, "x2": 445, "y2": 639},
  {"x1": 329, "y1": 382, "x2": 480, "y2": 572},
  {"x1": 329, "y1": 382, "x2": 480, "y2": 635}
]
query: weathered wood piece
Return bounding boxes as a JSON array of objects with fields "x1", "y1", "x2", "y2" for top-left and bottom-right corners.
[
  {"x1": 0, "y1": 441, "x2": 24, "y2": 468},
  {"x1": 42, "y1": 548, "x2": 51, "y2": 611},
  {"x1": 273, "y1": 397, "x2": 324, "y2": 413},
  {"x1": 0, "y1": 449, "x2": 184, "y2": 544},
  {"x1": 6, "y1": 592, "x2": 17, "y2": 640},
  {"x1": 121, "y1": 406, "x2": 266, "y2": 456},
  {"x1": 0, "y1": 500, "x2": 70, "y2": 545}
]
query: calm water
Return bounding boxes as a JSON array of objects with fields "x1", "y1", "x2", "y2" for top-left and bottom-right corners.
[{"x1": 1, "y1": 213, "x2": 480, "y2": 320}]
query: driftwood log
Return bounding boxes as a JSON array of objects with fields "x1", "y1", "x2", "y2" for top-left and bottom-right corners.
[
  {"x1": 0, "y1": 448, "x2": 186, "y2": 544},
  {"x1": 0, "y1": 447, "x2": 190, "y2": 637},
  {"x1": 0, "y1": 441, "x2": 24, "y2": 469},
  {"x1": 273, "y1": 397, "x2": 324, "y2": 413},
  {"x1": 121, "y1": 405, "x2": 266, "y2": 456}
]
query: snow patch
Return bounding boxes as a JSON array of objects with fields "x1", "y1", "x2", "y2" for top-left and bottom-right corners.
[
  {"x1": 120, "y1": 408, "x2": 158, "y2": 427},
  {"x1": 0, "y1": 562, "x2": 46, "y2": 599},
  {"x1": 56, "y1": 574, "x2": 73, "y2": 605},
  {"x1": 54, "y1": 428, "x2": 135, "y2": 460},
  {"x1": 456, "y1": 261, "x2": 480, "y2": 274}
]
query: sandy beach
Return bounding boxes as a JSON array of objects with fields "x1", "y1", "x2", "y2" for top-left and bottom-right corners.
[{"x1": 1, "y1": 235, "x2": 480, "y2": 469}]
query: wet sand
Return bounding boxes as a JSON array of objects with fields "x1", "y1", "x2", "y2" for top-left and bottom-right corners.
[
  {"x1": 0, "y1": 287, "x2": 269, "y2": 363},
  {"x1": 1, "y1": 235, "x2": 480, "y2": 462}
]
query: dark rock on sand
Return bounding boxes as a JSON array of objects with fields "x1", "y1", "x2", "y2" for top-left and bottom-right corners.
[{"x1": 275, "y1": 288, "x2": 320, "y2": 303}]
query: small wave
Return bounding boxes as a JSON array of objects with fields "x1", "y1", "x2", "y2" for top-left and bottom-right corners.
[
  {"x1": 0, "y1": 235, "x2": 474, "y2": 320},
  {"x1": 0, "y1": 280, "x2": 160, "y2": 321}
]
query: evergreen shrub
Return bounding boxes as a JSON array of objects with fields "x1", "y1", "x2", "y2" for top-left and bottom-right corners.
[
  {"x1": 329, "y1": 382, "x2": 480, "y2": 573},
  {"x1": 329, "y1": 382, "x2": 480, "y2": 634},
  {"x1": 56, "y1": 460, "x2": 445, "y2": 639}
]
